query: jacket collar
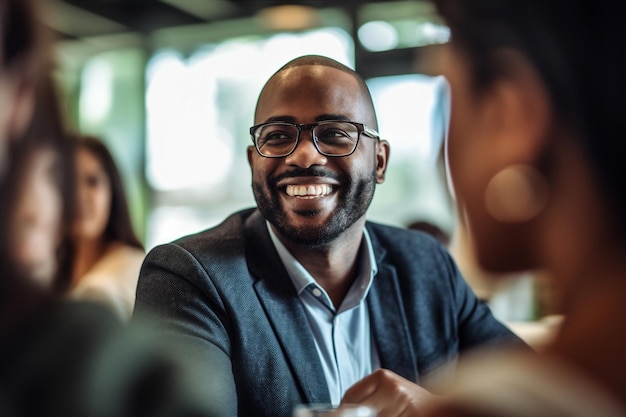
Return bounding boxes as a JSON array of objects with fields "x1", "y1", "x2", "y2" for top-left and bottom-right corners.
[
  {"x1": 365, "y1": 224, "x2": 419, "y2": 382},
  {"x1": 243, "y1": 211, "x2": 418, "y2": 398},
  {"x1": 244, "y1": 210, "x2": 330, "y2": 404}
]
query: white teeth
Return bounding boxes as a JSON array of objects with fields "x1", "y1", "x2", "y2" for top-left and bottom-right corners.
[{"x1": 286, "y1": 184, "x2": 332, "y2": 197}]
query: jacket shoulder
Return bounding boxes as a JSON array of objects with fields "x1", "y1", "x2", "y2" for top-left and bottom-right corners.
[
  {"x1": 365, "y1": 220, "x2": 459, "y2": 289},
  {"x1": 169, "y1": 208, "x2": 256, "y2": 255},
  {"x1": 366, "y1": 221, "x2": 446, "y2": 254}
]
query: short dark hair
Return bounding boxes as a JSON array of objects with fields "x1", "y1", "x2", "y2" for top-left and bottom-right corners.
[{"x1": 255, "y1": 55, "x2": 378, "y2": 129}]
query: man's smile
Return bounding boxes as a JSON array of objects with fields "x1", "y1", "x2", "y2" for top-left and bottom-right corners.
[
  {"x1": 276, "y1": 173, "x2": 340, "y2": 201},
  {"x1": 285, "y1": 184, "x2": 334, "y2": 198}
]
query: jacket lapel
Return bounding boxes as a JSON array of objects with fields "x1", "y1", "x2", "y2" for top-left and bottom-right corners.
[
  {"x1": 367, "y1": 228, "x2": 420, "y2": 383},
  {"x1": 245, "y1": 211, "x2": 330, "y2": 403}
]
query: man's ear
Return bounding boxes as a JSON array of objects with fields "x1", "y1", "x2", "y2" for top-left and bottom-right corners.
[
  {"x1": 247, "y1": 145, "x2": 255, "y2": 168},
  {"x1": 375, "y1": 139, "x2": 390, "y2": 184}
]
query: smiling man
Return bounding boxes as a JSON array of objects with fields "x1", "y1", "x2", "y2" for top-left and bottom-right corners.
[{"x1": 134, "y1": 55, "x2": 524, "y2": 417}]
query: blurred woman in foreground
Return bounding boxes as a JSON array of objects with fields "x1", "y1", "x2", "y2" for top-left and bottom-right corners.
[
  {"x1": 0, "y1": 0, "x2": 48, "y2": 170},
  {"x1": 1, "y1": 1, "x2": 220, "y2": 414},
  {"x1": 0, "y1": 64, "x2": 216, "y2": 417},
  {"x1": 0, "y1": 74, "x2": 73, "y2": 334},
  {"x1": 69, "y1": 136, "x2": 144, "y2": 321},
  {"x1": 422, "y1": 0, "x2": 625, "y2": 415}
]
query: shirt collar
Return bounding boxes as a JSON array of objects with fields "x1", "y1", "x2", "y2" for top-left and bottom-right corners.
[{"x1": 266, "y1": 221, "x2": 378, "y2": 310}]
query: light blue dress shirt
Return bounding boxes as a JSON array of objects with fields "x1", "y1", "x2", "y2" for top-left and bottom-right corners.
[{"x1": 267, "y1": 222, "x2": 381, "y2": 405}]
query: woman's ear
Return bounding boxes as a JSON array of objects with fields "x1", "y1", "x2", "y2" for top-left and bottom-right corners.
[{"x1": 483, "y1": 49, "x2": 552, "y2": 165}]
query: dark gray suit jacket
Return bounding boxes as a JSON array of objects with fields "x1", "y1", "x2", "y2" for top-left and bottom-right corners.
[{"x1": 134, "y1": 208, "x2": 522, "y2": 417}]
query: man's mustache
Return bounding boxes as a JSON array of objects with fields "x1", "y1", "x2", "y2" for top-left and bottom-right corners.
[{"x1": 270, "y1": 167, "x2": 344, "y2": 185}]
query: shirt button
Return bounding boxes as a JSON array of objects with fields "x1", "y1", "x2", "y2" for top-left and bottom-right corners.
[{"x1": 312, "y1": 288, "x2": 322, "y2": 297}]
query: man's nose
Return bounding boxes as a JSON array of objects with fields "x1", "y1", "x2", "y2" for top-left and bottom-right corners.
[{"x1": 284, "y1": 129, "x2": 327, "y2": 168}]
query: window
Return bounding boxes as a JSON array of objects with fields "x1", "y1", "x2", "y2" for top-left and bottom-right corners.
[{"x1": 145, "y1": 28, "x2": 354, "y2": 248}]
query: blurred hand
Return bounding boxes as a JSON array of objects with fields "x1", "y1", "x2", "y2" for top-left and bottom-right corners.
[{"x1": 341, "y1": 369, "x2": 437, "y2": 417}]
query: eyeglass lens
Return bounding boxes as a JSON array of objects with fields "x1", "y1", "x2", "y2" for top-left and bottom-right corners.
[{"x1": 255, "y1": 121, "x2": 359, "y2": 157}]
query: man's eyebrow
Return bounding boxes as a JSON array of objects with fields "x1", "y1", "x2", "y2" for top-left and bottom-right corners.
[
  {"x1": 316, "y1": 114, "x2": 350, "y2": 122},
  {"x1": 261, "y1": 114, "x2": 351, "y2": 124},
  {"x1": 263, "y1": 115, "x2": 296, "y2": 123}
]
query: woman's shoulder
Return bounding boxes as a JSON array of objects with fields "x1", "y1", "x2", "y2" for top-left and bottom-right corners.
[
  {"x1": 71, "y1": 243, "x2": 143, "y2": 290},
  {"x1": 90, "y1": 242, "x2": 144, "y2": 272},
  {"x1": 104, "y1": 241, "x2": 145, "y2": 261},
  {"x1": 70, "y1": 242, "x2": 146, "y2": 321}
]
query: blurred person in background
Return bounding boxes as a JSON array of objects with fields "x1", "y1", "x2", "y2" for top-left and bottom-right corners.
[
  {"x1": 406, "y1": 220, "x2": 451, "y2": 247},
  {"x1": 0, "y1": 55, "x2": 218, "y2": 417},
  {"x1": 416, "y1": 0, "x2": 626, "y2": 415},
  {"x1": 68, "y1": 135, "x2": 145, "y2": 321},
  {"x1": 1, "y1": 0, "x2": 71, "y2": 327},
  {"x1": 0, "y1": 0, "x2": 49, "y2": 174},
  {"x1": 1, "y1": 1, "x2": 221, "y2": 415}
]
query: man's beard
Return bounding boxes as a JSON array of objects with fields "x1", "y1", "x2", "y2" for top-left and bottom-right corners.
[{"x1": 253, "y1": 167, "x2": 377, "y2": 249}]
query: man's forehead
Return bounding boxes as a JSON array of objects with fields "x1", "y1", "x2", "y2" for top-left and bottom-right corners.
[
  {"x1": 255, "y1": 63, "x2": 376, "y2": 126},
  {"x1": 269, "y1": 64, "x2": 356, "y2": 88},
  {"x1": 256, "y1": 93, "x2": 366, "y2": 124},
  {"x1": 260, "y1": 65, "x2": 362, "y2": 107}
]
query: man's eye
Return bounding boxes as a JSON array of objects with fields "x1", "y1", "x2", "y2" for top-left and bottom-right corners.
[
  {"x1": 319, "y1": 129, "x2": 349, "y2": 138},
  {"x1": 262, "y1": 132, "x2": 294, "y2": 145},
  {"x1": 265, "y1": 132, "x2": 292, "y2": 140}
]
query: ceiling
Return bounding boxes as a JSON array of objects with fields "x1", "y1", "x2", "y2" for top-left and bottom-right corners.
[
  {"x1": 46, "y1": 0, "x2": 379, "y2": 40},
  {"x1": 44, "y1": 0, "x2": 442, "y2": 78}
]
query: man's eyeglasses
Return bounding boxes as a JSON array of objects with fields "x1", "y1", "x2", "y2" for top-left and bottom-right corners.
[{"x1": 250, "y1": 120, "x2": 380, "y2": 158}]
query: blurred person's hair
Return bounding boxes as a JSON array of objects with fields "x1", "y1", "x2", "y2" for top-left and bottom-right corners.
[
  {"x1": 407, "y1": 220, "x2": 451, "y2": 246},
  {"x1": 433, "y1": 0, "x2": 626, "y2": 230},
  {"x1": 1, "y1": 0, "x2": 49, "y2": 83},
  {"x1": 73, "y1": 136, "x2": 144, "y2": 251},
  {"x1": 0, "y1": 75, "x2": 75, "y2": 335},
  {"x1": 1, "y1": 0, "x2": 53, "y2": 176}
]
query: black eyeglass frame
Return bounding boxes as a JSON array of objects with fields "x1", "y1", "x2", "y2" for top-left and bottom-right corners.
[{"x1": 249, "y1": 120, "x2": 380, "y2": 158}]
